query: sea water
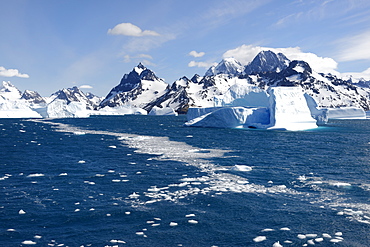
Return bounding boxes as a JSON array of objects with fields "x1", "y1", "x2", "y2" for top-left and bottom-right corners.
[{"x1": 1, "y1": 115, "x2": 370, "y2": 246}]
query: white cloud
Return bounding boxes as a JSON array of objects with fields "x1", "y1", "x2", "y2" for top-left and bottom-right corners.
[
  {"x1": 0, "y1": 66, "x2": 29, "y2": 78},
  {"x1": 188, "y1": 61, "x2": 217, "y2": 68},
  {"x1": 108, "y1": 23, "x2": 160, "y2": 37},
  {"x1": 189, "y1": 51, "x2": 205, "y2": 58},
  {"x1": 223, "y1": 44, "x2": 339, "y2": 75},
  {"x1": 124, "y1": 54, "x2": 153, "y2": 63},
  {"x1": 342, "y1": 67, "x2": 370, "y2": 81},
  {"x1": 336, "y1": 30, "x2": 370, "y2": 62},
  {"x1": 79, "y1": 85, "x2": 93, "y2": 89}
]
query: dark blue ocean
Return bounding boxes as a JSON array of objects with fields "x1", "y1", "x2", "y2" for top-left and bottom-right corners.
[{"x1": 1, "y1": 115, "x2": 370, "y2": 246}]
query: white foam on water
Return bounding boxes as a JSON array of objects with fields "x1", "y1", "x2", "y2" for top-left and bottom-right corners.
[
  {"x1": 295, "y1": 174, "x2": 370, "y2": 225},
  {"x1": 33, "y1": 119, "x2": 301, "y2": 207}
]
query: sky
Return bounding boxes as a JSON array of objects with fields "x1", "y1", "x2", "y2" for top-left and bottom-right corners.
[{"x1": 2, "y1": 0, "x2": 370, "y2": 97}]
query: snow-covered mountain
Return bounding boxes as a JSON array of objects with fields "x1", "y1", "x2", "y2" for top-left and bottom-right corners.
[
  {"x1": 49, "y1": 86, "x2": 96, "y2": 110},
  {"x1": 144, "y1": 51, "x2": 370, "y2": 113},
  {"x1": 244, "y1": 50, "x2": 290, "y2": 75},
  {"x1": 99, "y1": 63, "x2": 169, "y2": 108},
  {"x1": 21, "y1": 90, "x2": 46, "y2": 104},
  {"x1": 0, "y1": 81, "x2": 22, "y2": 100},
  {"x1": 205, "y1": 58, "x2": 244, "y2": 77}
]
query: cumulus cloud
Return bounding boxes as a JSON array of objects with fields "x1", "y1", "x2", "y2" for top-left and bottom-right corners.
[
  {"x1": 336, "y1": 30, "x2": 370, "y2": 62},
  {"x1": 223, "y1": 44, "x2": 339, "y2": 75},
  {"x1": 79, "y1": 85, "x2": 93, "y2": 89},
  {"x1": 188, "y1": 61, "x2": 217, "y2": 68},
  {"x1": 108, "y1": 23, "x2": 160, "y2": 37},
  {"x1": 0, "y1": 66, "x2": 29, "y2": 78},
  {"x1": 189, "y1": 51, "x2": 205, "y2": 58}
]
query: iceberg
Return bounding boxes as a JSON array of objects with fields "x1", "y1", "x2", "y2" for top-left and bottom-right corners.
[
  {"x1": 41, "y1": 100, "x2": 90, "y2": 118},
  {"x1": 185, "y1": 86, "x2": 318, "y2": 131},
  {"x1": 0, "y1": 96, "x2": 42, "y2": 118},
  {"x1": 267, "y1": 87, "x2": 317, "y2": 130},
  {"x1": 91, "y1": 105, "x2": 147, "y2": 116},
  {"x1": 327, "y1": 107, "x2": 366, "y2": 119},
  {"x1": 148, "y1": 106, "x2": 178, "y2": 116}
]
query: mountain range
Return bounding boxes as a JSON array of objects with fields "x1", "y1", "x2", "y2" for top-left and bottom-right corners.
[{"x1": 2, "y1": 50, "x2": 370, "y2": 117}]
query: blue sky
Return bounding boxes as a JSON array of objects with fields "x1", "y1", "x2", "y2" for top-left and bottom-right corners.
[{"x1": 1, "y1": 0, "x2": 370, "y2": 96}]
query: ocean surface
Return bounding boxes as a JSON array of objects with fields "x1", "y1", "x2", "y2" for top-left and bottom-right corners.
[{"x1": 1, "y1": 115, "x2": 370, "y2": 247}]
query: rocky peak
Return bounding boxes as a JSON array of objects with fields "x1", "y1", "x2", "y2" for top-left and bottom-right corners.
[{"x1": 245, "y1": 50, "x2": 290, "y2": 75}]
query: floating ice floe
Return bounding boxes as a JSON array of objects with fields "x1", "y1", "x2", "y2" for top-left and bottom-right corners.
[
  {"x1": 188, "y1": 220, "x2": 198, "y2": 224},
  {"x1": 231, "y1": 165, "x2": 252, "y2": 172},
  {"x1": 253, "y1": 236, "x2": 267, "y2": 242},
  {"x1": 21, "y1": 240, "x2": 37, "y2": 245},
  {"x1": 169, "y1": 222, "x2": 178, "y2": 226},
  {"x1": 19, "y1": 209, "x2": 26, "y2": 214},
  {"x1": 272, "y1": 241, "x2": 283, "y2": 247},
  {"x1": 27, "y1": 173, "x2": 44, "y2": 178}
]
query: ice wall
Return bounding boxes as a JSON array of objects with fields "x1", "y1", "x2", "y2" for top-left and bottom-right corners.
[
  {"x1": 214, "y1": 84, "x2": 270, "y2": 108},
  {"x1": 184, "y1": 107, "x2": 269, "y2": 129},
  {"x1": 45, "y1": 100, "x2": 90, "y2": 118},
  {"x1": 0, "y1": 97, "x2": 42, "y2": 118},
  {"x1": 267, "y1": 87, "x2": 317, "y2": 130}
]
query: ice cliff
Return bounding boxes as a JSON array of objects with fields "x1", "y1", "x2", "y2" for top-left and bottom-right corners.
[{"x1": 185, "y1": 86, "x2": 319, "y2": 131}]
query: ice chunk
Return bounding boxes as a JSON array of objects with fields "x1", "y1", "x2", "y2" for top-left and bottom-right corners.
[
  {"x1": 169, "y1": 222, "x2": 178, "y2": 226},
  {"x1": 272, "y1": 241, "x2": 283, "y2": 247},
  {"x1": 21, "y1": 240, "x2": 37, "y2": 245},
  {"x1": 231, "y1": 165, "x2": 252, "y2": 172},
  {"x1": 19, "y1": 209, "x2": 26, "y2": 214},
  {"x1": 27, "y1": 173, "x2": 44, "y2": 178},
  {"x1": 253, "y1": 236, "x2": 266, "y2": 242},
  {"x1": 188, "y1": 220, "x2": 198, "y2": 224}
]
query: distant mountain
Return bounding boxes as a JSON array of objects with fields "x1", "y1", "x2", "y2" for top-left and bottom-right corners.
[
  {"x1": 244, "y1": 50, "x2": 290, "y2": 75},
  {"x1": 99, "y1": 63, "x2": 169, "y2": 108},
  {"x1": 0, "y1": 81, "x2": 22, "y2": 100},
  {"x1": 85, "y1": 92, "x2": 103, "y2": 106},
  {"x1": 21, "y1": 90, "x2": 46, "y2": 104},
  {"x1": 143, "y1": 50, "x2": 370, "y2": 112},
  {"x1": 50, "y1": 86, "x2": 96, "y2": 110},
  {"x1": 205, "y1": 58, "x2": 244, "y2": 77}
]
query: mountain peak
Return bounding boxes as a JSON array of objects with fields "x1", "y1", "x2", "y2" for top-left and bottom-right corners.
[
  {"x1": 205, "y1": 57, "x2": 244, "y2": 77},
  {"x1": 245, "y1": 50, "x2": 290, "y2": 75},
  {"x1": 134, "y1": 62, "x2": 147, "y2": 75}
]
